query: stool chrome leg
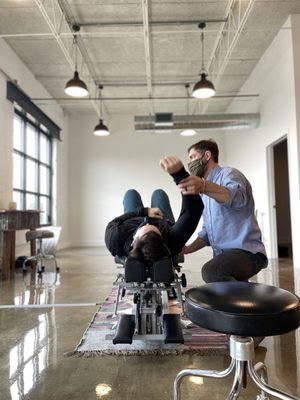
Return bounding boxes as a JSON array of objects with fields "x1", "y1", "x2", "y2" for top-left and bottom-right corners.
[
  {"x1": 226, "y1": 361, "x2": 244, "y2": 400},
  {"x1": 173, "y1": 359, "x2": 235, "y2": 400},
  {"x1": 248, "y1": 361, "x2": 299, "y2": 400},
  {"x1": 254, "y1": 362, "x2": 269, "y2": 400}
]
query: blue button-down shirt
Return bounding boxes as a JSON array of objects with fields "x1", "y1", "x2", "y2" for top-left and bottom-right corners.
[{"x1": 198, "y1": 165, "x2": 266, "y2": 257}]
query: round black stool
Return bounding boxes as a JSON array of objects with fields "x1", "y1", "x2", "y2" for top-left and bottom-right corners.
[{"x1": 174, "y1": 282, "x2": 300, "y2": 400}]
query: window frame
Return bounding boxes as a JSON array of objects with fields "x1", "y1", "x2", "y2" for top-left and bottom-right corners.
[{"x1": 13, "y1": 108, "x2": 53, "y2": 226}]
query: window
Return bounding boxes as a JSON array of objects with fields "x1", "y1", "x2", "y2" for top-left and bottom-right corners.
[{"x1": 13, "y1": 109, "x2": 53, "y2": 226}]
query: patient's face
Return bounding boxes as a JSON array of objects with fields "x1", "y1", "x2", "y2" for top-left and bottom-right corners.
[{"x1": 133, "y1": 224, "x2": 161, "y2": 245}]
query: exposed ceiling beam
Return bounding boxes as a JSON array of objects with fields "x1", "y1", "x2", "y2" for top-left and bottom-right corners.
[
  {"x1": 141, "y1": 0, "x2": 154, "y2": 114},
  {"x1": 200, "y1": 0, "x2": 256, "y2": 114},
  {"x1": 209, "y1": 0, "x2": 256, "y2": 81},
  {"x1": 33, "y1": 0, "x2": 101, "y2": 117},
  {"x1": 0, "y1": 26, "x2": 285, "y2": 39}
]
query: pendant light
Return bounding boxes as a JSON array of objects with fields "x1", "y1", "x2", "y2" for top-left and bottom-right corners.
[
  {"x1": 192, "y1": 22, "x2": 216, "y2": 99},
  {"x1": 94, "y1": 85, "x2": 110, "y2": 136},
  {"x1": 181, "y1": 84, "x2": 197, "y2": 137},
  {"x1": 65, "y1": 30, "x2": 89, "y2": 97}
]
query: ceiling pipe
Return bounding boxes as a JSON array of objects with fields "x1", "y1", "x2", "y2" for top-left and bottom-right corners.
[
  {"x1": 31, "y1": 94, "x2": 259, "y2": 101},
  {"x1": 77, "y1": 19, "x2": 227, "y2": 28},
  {"x1": 134, "y1": 113, "x2": 260, "y2": 131}
]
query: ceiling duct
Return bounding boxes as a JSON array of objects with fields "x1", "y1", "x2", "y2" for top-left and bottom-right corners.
[
  {"x1": 154, "y1": 113, "x2": 174, "y2": 127},
  {"x1": 134, "y1": 113, "x2": 260, "y2": 132}
]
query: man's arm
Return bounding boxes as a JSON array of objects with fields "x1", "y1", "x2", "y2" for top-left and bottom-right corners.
[
  {"x1": 181, "y1": 237, "x2": 207, "y2": 255},
  {"x1": 160, "y1": 156, "x2": 204, "y2": 255},
  {"x1": 178, "y1": 176, "x2": 230, "y2": 203},
  {"x1": 178, "y1": 168, "x2": 248, "y2": 208}
]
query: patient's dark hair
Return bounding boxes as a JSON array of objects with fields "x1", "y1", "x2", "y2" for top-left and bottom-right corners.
[
  {"x1": 188, "y1": 139, "x2": 219, "y2": 163},
  {"x1": 130, "y1": 231, "x2": 167, "y2": 266}
]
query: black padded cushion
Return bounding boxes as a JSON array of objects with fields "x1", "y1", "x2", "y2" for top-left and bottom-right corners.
[
  {"x1": 114, "y1": 256, "x2": 126, "y2": 266},
  {"x1": 185, "y1": 282, "x2": 300, "y2": 337}
]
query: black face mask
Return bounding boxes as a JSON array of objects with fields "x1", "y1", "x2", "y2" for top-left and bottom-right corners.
[{"x1": 188, "y1": 155, "x2": 208, "y2": 178}]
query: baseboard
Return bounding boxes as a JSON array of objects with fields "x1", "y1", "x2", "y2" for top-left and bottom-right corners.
[
  {"x1": 15, "y1": 239, "x2": 105, "y2": 255},
  {"x1": 67, "y1": 240, "x2": 105, "y2": 248},
  {"x1": 57, "y1": 241, "x2": 72, "y2": 250}
]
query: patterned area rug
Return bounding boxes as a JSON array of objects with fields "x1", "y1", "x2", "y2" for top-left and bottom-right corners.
[{"x1": 67, "y1": 287, "x2": 229, "y2": 357}]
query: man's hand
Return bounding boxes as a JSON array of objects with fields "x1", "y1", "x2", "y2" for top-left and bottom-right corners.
[
  {"x1": 178, "y1": 176, "x2": 204, "y2": 195},
  {"x1": 179, "y1": 245, "x2": 193, "y2": 256},
  {"x1": 179, "y1": 238, "x2": 206, "y2": 255},
  {"x1": 159, "y1": 156, "x2": 183, "y2": 175},
  {"x1": 148, "y1": 207, "x2": 163, "y2": 219}
]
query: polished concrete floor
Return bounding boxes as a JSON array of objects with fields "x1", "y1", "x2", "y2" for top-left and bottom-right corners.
[{"x1": 0, "y1": 247, "x2": 299, "y2": 400}]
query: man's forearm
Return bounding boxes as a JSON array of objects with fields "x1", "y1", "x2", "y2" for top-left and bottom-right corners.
[
  {"x1": 178, "y1": 176, "x2": 230, "y2": 203},
  {"x1": 185, "y1": 237, "x2": 207, "y2": 254},
  {"x1": 204, "y1": 181, "x2": 230, "y2": 204}
]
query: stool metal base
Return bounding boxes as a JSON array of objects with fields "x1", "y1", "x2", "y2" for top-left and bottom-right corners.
[
  {"x1": 174, "y1": 336, "x2": 299, "y2": 400},
  {"x1": 23, "y1": 238, "x2": 59, "y2": 274}
]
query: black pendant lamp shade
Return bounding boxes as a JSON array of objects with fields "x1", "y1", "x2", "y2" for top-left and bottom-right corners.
[
  {"x1": 65, "y1": 29, "x2": 89, "y2": 98},
  {"x1": 94, "y1": 118, "x2": 110, "y2": 136},
  {"x1": 65, "y1": 70, "x2": 88, "y2": 97},
  {"x1": 192, "y1": 72, "x2": 216, "y2": 99},
  {"x1": 192, "y1": 22, "x2": 216, "y2": 99}
]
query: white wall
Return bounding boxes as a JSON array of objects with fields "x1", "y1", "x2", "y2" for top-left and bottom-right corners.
[
  {"x1": 68, "y1": 114, "x2": 226, "y2": 246},
  {"x1": 225, "y1": 17, "x2": 300, "y2": 267},
  {"x1": 0, "y1": 37, "x2": 70, "y2": 250}
]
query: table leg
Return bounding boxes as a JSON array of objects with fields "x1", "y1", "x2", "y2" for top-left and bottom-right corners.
[
  {"x1": 2, "y1": 231, "x2": 15, "y2": 280},
  {"x1": 30, "y1": 228, "x2": 36, "y2": 256},
  {"x1": 30, "y1": 228, "x2": 37, "y2": 270},
  {"x1": 10, "y1": 230, "x2": 16, "y2": 277}
]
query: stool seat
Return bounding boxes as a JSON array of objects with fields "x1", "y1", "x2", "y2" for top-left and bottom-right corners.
[
  {"x1": 26, "y1": 230, "x2": 54, "y2": 242},
  {"x1": 185, "y1": 282, "x2": 300, "y2": 337}
]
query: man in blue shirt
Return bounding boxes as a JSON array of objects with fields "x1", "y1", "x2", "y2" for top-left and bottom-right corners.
[{"x1": 178, "y1": 139, "x2": 268, "y2": 282}]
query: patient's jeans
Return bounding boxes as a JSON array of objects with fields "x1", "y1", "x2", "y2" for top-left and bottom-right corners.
[
  {"x1": 201, "y1": 249, "x2": 268, "y2": 283},
  {"x1": 123, "y1": 189, "x2": 175, "y2": 223}
]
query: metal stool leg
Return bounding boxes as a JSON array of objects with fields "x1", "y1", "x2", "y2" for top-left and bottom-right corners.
[
  {"x1": 226, "y1": 361, "x2": 244, "y2": 400},
  {"x1": 173, "y1": 359, "x2": 235, "y2": 400},
  {"x1": 248, "y1": 361, "x2": 299, "y2": 400},
  {"x1": 254, "y1": 362, "x2": 269, "y2": 400}
]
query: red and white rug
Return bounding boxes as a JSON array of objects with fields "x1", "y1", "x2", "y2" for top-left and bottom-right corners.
[{"x1": 67, "y1": 287, "x2": 229, "y2": 357}]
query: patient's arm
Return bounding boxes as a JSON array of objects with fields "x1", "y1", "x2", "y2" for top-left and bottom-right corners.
[
  {"x1": 167, "y1": 169, "x2": 204, "y2": 255},
  {"x1": 159, "y1": 156, "x2": 204, "y2": 255}
]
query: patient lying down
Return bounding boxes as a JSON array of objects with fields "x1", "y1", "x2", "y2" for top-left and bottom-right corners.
[{"x1": 105, "y1": 156, "x2": 204, "y2": 267}]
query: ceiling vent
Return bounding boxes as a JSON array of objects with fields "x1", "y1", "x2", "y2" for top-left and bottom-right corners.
[
  {"x1": 154, "y1": 113, "x2": 174, "y2": 127},
  {"x1": 134, "y1": 113, "x2": 260, "y2": 132}
]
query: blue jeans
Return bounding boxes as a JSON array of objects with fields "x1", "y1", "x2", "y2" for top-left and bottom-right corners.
[{"x1": 123, "y1": 189, "x2": 175, "y2": 224}]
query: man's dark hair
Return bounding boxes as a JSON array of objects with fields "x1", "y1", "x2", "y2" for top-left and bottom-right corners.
[
  {"x1": 130, "y1": 231, "x2": 167, "y2": 266},
  {"x1": 188, "y1": 139, "x2": 219, "y2": 163}
]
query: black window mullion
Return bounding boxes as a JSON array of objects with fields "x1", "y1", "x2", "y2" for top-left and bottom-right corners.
[
  {"x1": 23, "y1": 116, "x2": 27, "y2": 209},
  {"x1": 37, "y1": 125, "x2": 41, "y2": 217},
  {"x1": 13, "y1": 109, "x2": 54, "y2": 226}
]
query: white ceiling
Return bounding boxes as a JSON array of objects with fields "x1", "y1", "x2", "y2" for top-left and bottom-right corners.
[{"x1": 1, "y1": 0, "x2": 300, "y2": 116}]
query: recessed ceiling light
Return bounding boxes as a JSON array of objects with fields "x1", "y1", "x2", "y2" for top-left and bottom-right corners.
[{"x1": 180, "y1": 129, "x2": 197, "y2": 136}]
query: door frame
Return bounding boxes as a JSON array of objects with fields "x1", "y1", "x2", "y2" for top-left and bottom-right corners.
[{"x1": 266, "y1": 134, "x2": 290, "y2": 259}]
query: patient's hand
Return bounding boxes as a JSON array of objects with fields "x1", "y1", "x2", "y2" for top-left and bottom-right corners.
[
  {"x1": 148, "y1": 207, "x2": 163, "y2": 219},
  {"x1": 159, "y1": 156, "x2": 183, "y2": 174}
]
